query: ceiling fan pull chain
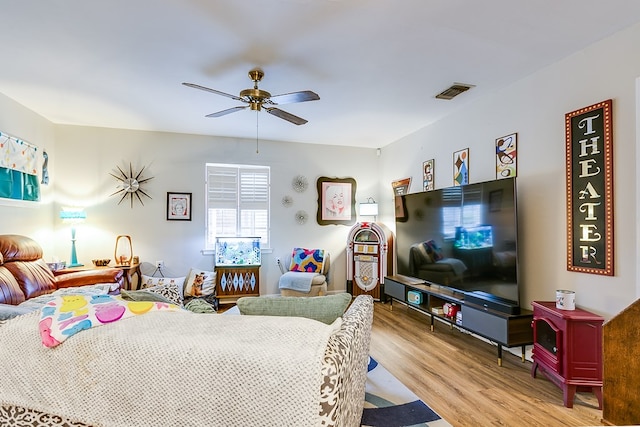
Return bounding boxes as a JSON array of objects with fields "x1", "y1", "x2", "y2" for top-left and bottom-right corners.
[{"x1": 256, "y1": 110, "x2": 259, "y2": 154}]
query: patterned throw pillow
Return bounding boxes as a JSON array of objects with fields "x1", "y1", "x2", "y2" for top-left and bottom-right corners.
[
  {"x1": 144, "y1": 281, "x2": 184, "y2": 306},
  {"x1": 140, "y1": 275, "x2": 186, "y2": 292},
  {"x1": 289, "y1": 248, "x2": 325, "y2": 273},
  {"x1": 184, "y1": 269, "x2": 216, "y2": 297},
  {"x1": 424, "y1": 240, "x2": 444, "y2": 262}
]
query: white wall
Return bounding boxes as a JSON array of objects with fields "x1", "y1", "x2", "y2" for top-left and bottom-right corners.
[
  {"x1": 47, "y1": 125, "x2": 378, "y2": 297},
  {"x1": 379, "y1": 21, "x2": 640, "y2": 320}
]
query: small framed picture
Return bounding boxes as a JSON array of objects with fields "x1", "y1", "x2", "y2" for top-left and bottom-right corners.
[
  {"x1": 453, "y1": 148, "x2": 469, "y2": 186},
  {"x1": 392, "y1": 177, "x2": 411, "y2": 195},
  {"x1": 423, "y1": 159, "x2": 434, "y2": 191},
  {"x1": 496, "y1": 133, "x2": 517, "y2": 179},
  {"x1": 167, "y1": 192, "x2": 192, "y2": 221}
]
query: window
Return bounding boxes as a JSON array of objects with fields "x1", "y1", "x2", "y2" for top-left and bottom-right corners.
[
  {"x1": 441, "y1": 187, "x2": 482, "y2": 238},
  {"x1": 205, "y1": 163, "x2": 270, "y2": 250}
]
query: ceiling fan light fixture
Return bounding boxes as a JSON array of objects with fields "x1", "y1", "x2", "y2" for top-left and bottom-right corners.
[
  {"x1": 184, "y1": 67, "x2": 319, "y2": 125},
  {"x1": 435, "y1": 83, "x2": 475, "y2": 100}
]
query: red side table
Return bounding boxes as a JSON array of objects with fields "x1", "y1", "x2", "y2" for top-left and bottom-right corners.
[{"x1": 531, "y1": 301, "x2": 603, "y2": 409}]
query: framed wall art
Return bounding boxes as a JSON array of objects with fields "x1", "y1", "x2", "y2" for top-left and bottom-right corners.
[
  {"x1": 316, "y1": 176, "x2": 356, "y2": 226},
  {"x1": 167, "y1": 192, "x2": 192, "y2": 221},
  {"x1": 496, "y1": 133, "x2": 517, "y2": 179},
  {"x1": 453, "y1": 148, "x2": 469, "y2": 186},
  {"x1": 392, "y1": 177, "x2": 411, "y2": 195},
  {"x1": 423, "y1": 159, "x2": 434, "y2": 191},
  {"x1": 565, "y1": 99, "x2": 614, "y2": 276}
]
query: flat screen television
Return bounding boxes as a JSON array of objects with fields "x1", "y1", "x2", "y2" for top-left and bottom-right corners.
[{"x1": 394, "y1": 177, "x2": 520, "y2": 307}]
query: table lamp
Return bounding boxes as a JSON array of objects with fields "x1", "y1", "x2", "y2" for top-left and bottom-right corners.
[
  {"x1": 59, "y1": 208, "x2": 87, "y2": 267},
  {"x1": 359, "y1": 197, "x2": 378, "y2": 221}
]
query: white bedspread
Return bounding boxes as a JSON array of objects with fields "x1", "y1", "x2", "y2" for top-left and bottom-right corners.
[{"x1": 0, "y1": 309, "x2": 341, "y2": 427}]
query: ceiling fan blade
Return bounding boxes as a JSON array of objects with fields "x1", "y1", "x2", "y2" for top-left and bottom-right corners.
[
  {"x1": 206, "y1": 106, "x2": 248, "y2": 118},
  {"x1": 265, "y1": 107, "x2": 308, "y2": 125},
  {"x1": 268, "y1": 90, "x2": 320, "y2": 105},
  {"x1": 182, "y1": 82, "x2": 244, "y2": 101}
]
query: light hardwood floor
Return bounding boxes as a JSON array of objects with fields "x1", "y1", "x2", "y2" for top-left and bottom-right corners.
[{"x1": 369, "y1": 301, "x2": 604, "y2": 427}]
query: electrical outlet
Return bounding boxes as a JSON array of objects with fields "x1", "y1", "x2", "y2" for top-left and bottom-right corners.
[
  {"x1": 155, "y1": 260, "x2": 164, "y2": 268},
  {"x1": 275, "y1": 257, "x2": 280, "y2": 265}
]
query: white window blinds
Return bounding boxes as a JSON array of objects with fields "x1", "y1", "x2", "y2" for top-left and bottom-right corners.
[{"x1": 206, "y1": 164, "x2": 270, "y2": 250}]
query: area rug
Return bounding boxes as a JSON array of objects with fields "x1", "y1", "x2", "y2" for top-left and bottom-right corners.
[{"x1": 362, "y1": 357, "x2": 452, "y2": 427}]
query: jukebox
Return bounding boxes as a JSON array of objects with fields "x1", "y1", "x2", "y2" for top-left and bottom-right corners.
[{"x1": 346, "y1": 222, "x2": 394, "y2": 301}]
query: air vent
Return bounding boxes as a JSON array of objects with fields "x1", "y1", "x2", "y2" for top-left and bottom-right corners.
[{"x1": 435, "y1": 83, "x2": 475, "y2": 100}]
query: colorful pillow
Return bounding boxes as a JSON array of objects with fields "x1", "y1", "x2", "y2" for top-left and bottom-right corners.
[
  {"x1": 184, "y1": 269, "x2": 216, "y2": 297},
  {"x1": 39, "y1": 294, "x2": 178, "y2": 348},
  {"x1": 289, "y1": 248, "x2": 325, "y2": 273},
  {"x1": 424, "y1": 240, "x2": 444, "y2": 262},
  {"x1": 145, "y1": 281, "x2": 184, "y2": 306},
  {"x1": 140, "y1": 275, "x2": 186, "y2": 292}
]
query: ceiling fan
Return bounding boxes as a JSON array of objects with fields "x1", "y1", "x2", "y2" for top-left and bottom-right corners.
[{"x1": 183, "y1": 68, "x2": 319, "y2": 125}]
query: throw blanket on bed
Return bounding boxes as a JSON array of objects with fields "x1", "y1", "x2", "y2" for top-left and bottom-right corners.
[
  {"x1": 39, "y1": 294, "x2": 179, "y2": 347},
  {"x1": 279, "y1": 271, "x2": 318, "y2": 292},
  {"x1": 0, "y1": 309, "x2": 340, "y2": 427}
]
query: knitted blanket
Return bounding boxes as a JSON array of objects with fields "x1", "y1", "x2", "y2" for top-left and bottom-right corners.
[
  {"x1": 278, "y1": 271, "x2": 318, "y2": 292},
  {"x1": 0, "y1": 309, "x2": 340, "y2": 427}
]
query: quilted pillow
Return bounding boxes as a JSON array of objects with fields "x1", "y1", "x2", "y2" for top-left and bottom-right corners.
[
  {"x1": 237, "y1": 293, "x2": 351, "y2": 325},
  {"x1": 289, "y1": 248, "x2": 325, "y2": 273},
  {"x1": 184, "y1": 269, "x2": 216, "y2": 297},
  {"x1": 140, "y1": 275, "x2": 186, "y2": 292},
  {"x1": 424, "y1": 240, "x2": 444, "y2": 262},
  {"x1": 144, "y1": 281, "x2": 184, "y2": 306}
]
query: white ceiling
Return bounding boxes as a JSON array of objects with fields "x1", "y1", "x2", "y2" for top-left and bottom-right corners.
[{"x1": 3, "y1": 0, "x2": 640, "y2": 149}]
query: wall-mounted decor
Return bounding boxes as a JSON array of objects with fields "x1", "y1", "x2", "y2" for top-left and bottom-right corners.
[
  {"x1": 423, "y1": 159, "x2": 434, "y2": 191},
  {"x1": 167, "y1": 192, "x2": 192, "y2": 221},
  {"x1": 391, "y1": 177, "x2": 411, "y2": 195},
  {"x1": 316, "y1": 176, "x2": 356, "y2": 226},
  {"x1": 0, "y1": 131, "x2": 40, "y2": 201},
  {"x1": 295, "y1": 210, "x2": 308, "y2": 225},
  {"x1": 109, "y1": 163, "x2": 153, "y2": 208},
  {"x1": 281, "y1": 195, "x2": 293, "y2": 207},
  {"x1": 453, "y1": 148, "x2": 469, "y2": 186},
  {"x1": 565, "y1": 99, "x2": 614, "y2": 276},
  {"x1": 496, "y1": 133, "x2": 517, "y2": 179},
  {"x1": 292, "y1": 175, "x2": 308, "y2": 193},
  {"x1": 41, "y1": 151, "x2": 49, "y2": 185}
]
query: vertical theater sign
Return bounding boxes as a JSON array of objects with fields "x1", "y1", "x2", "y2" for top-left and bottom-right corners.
[{"x1": 565, "y1": 99, "x2": 614, "y2": 275}]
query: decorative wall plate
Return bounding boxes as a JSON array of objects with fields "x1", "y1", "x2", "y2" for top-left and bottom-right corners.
[
  {"x1": 281, "y1": 195, "x2": 293, "y2": 207},
  {"x1": 292, "y1": 175, "x2": 308, "y2": 193},
  {"x1": 295, "y1": 210, "x2": 308, "y2": 224}
]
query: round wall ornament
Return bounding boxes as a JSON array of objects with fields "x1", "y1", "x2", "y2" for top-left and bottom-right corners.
[
  {"x1": 292, "y1": 175, "x2": 308, "y2": 193},
  {"x1": 281, "y1": 195, "x2": 293, "y2": 207},
  {"x1": 109, "y1": 163, "x2": 154, "y2": 208},
  {"x1": 295, "y1": 210, "x2": 308, "y2": 225}
]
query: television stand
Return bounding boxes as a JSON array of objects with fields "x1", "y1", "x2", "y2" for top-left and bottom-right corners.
[{"x1": 384, "y1": 275, "x2": 533, "y2": 366}]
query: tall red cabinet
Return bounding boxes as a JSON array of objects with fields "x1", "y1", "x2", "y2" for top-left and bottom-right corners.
[
  {"x1": 531, "y1": 301, "x2": 604, "y2": 409},
  {"x1": 346, "y1": 222, "x2": 393, "y2": 301}
]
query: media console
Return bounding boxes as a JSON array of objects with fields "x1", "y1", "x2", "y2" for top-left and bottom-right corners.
[{"x1": 385, "y1": 275, "x2": 533, "y2": 366}]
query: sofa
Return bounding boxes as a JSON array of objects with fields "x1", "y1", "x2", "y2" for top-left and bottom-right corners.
[
  {"x1": 0, "y1": 234, "x2": 124, "y2": 305},
  {"x1": 0, "y1": 236, "x2": 374, "y2": 427}
]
